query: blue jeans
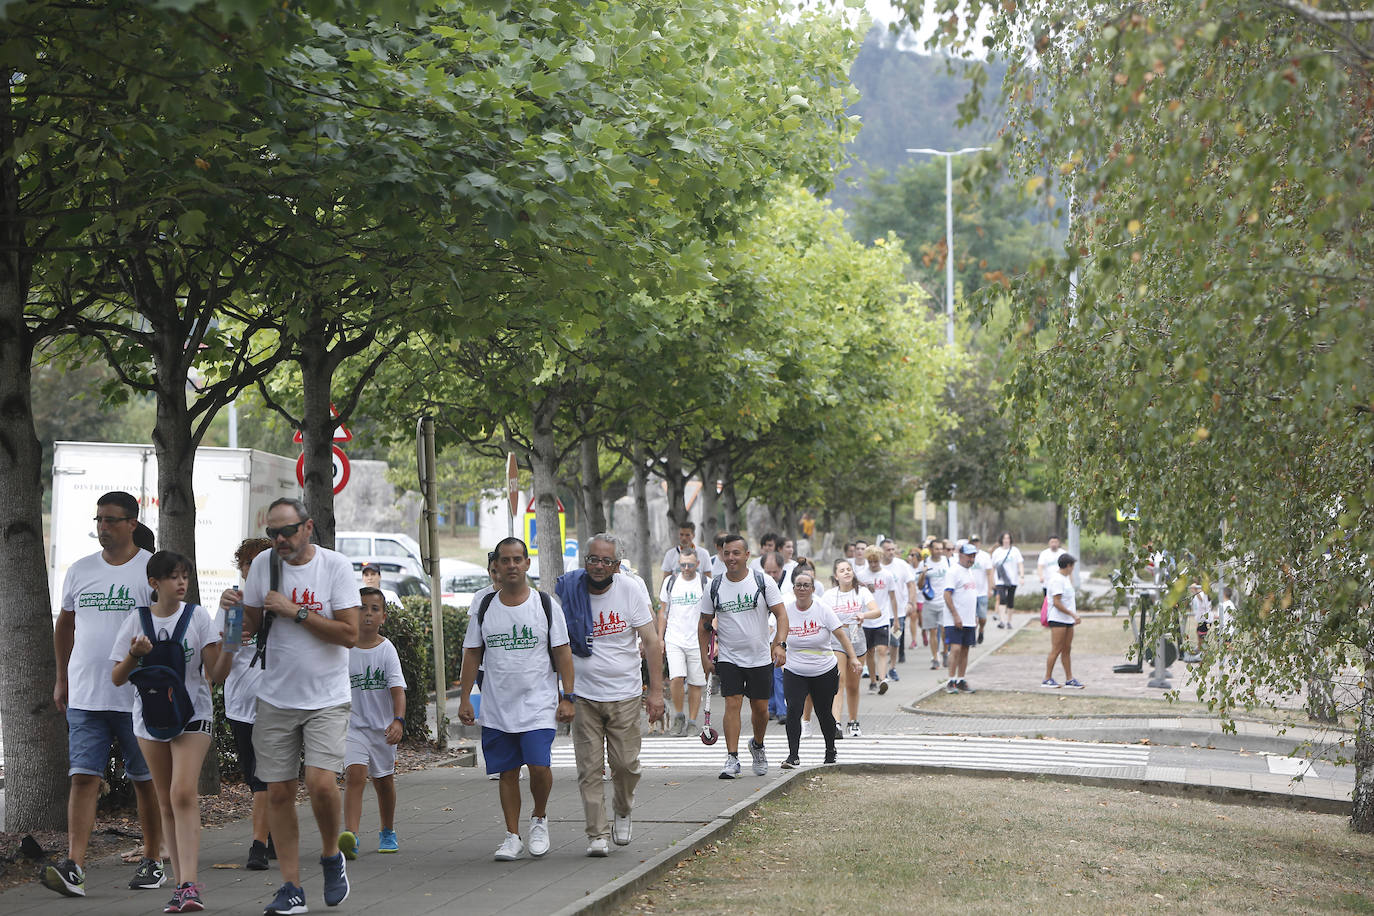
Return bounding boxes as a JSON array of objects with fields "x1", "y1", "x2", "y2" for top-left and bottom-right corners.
[{"x1": 768, "y1": 666, "x2": 787, "y2": 718}]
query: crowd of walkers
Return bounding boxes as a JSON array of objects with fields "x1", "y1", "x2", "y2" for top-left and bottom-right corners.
[{"x1": 47, "y1": 492, "x2": 1086, "y2": 914}]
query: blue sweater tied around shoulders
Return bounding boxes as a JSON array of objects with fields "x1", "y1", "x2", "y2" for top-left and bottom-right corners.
[{"x1": 554, "y1": 567, "x2": 594, "y2": 657}]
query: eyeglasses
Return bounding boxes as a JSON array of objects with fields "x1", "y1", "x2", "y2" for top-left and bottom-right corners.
[
  {"x1": 265, "y1": 522, "x2": 304, "y2": 540},
  {"x1": 793, "y1": 581, "x2": 815, "y2": 589},
  {"x1": 93, "y1": 515, "x2": 135, "y2": 525},
  {"x1": 585, "y1": 556, "x2": 617, "y2": 567}
]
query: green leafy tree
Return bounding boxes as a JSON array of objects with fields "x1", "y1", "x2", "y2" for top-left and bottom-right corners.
[{"x1": 911, "y1": 0, "x2": 1374, "y2": 830}]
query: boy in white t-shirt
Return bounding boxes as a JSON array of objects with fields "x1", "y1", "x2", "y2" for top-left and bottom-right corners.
[{"x1": 339, "y1": 589, "x2": 407, "y2": 861}]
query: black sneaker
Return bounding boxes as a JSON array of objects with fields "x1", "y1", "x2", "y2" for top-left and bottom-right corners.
[
  {"x1": 780, "y1": 756, "x2": 800, "y2": 770},
  {"x1": 41, "y1": 858, "x2": 85, "y2": 897},
  {"x1": 131, "y1": 856, "x2": 166, "y2": 889},
  {"x1": 321, "y1": 851, "x2": 349, "y2": 906},
  {"x1": 247, "y1": 840, "x2": 271, "y2": 871},
  {"x1": 823, "y1": 750, "x2": 837, "y2": 764}
]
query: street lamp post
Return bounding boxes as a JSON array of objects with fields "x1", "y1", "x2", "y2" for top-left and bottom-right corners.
[{"x1": 906, "y1": 146, "x2": 990, "y2": 542}]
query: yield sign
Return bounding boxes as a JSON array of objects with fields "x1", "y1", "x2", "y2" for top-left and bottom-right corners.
[{"x1": 293, "y1": 403, "x2": 353, "y2": 443}]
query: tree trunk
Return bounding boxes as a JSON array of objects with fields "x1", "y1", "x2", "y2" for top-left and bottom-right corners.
[
  {"x1": 298, "y1": 340, "x2": 339, "y2": 549},
  {"x1": 1352, "y1": 648, "x2": 1374, "y2": 833},
  {"x1": 721, "y1": 453, "x2": 740, "y2": 533},
  {"x1": 699, "y1": 455, "x2": 720, "y2": 550},
  {"x1": 0, "y1": 280, "x2": 68, "y2": 831},
  {"x1": 578, "y1": 415, "x2": 607, "y2": 538},
  {"x1": 888, "y1": 500, "x2": 897, "y2": 541},
  {"x1": 631, "y1": 442, "x2": 653, "y2": 584},
  {"x1": 529, "y1": 393, "x2": 564, "y2": 581},
  {"x1": 150, "y1": 353, "x2": 201, "y2": 606},
  {"x1": 662, "y1": 437, "x2": 688, "y2": 529},
  {"x1": 1052, "y1": 501, "x2": 1064, "y2": 540}
]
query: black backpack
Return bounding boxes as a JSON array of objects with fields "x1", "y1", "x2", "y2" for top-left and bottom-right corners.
[
  {"x1": 128, "y1": 604, "x2": 197, "y2": 740},
  {"x1": 476, "y1": 589, "x2": 556, "y2": 670}
]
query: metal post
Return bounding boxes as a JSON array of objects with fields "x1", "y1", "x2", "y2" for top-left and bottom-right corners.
[{"x1": 418, "y1": 417, "x2": 447, "y2": 749}]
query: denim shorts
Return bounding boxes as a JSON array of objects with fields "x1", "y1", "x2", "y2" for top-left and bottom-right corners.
[{"x1": 67, "y1": 707, "x2": 151, "y2": 781}]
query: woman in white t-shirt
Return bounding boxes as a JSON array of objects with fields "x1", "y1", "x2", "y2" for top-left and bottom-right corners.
[
  {"x1": 112, "y1": 551, "x2": 235, "y2": 913},
  {"x1": 990, "y1": 532, "x2": 1025, "y2": 630},
  {"x1": 1042, "y1": 553, "x2": 1083, "y2": 689},
  {"x1": 827, "y1": 559, "x2": 880, "y2": 738},
  {"x1": 780, "y1": 571, "x2": 863, "y2": 768}
]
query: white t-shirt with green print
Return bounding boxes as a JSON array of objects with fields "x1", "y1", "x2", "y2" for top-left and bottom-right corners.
[
  {"x1": 110, "y1": 602, "x2": 220, "y2": 740},
  {"x1": 463, "y1": 589, "x2": 570, "y2": 734}
]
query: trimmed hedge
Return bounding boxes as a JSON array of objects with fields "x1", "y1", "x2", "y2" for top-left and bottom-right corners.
[{"x1": 383, "y1": 596, "x2": 468, "y2": 741}]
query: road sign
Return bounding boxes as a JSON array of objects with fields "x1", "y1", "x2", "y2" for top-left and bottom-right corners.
[
  {"x1": 296, "y1": 445, "x2": 351, "y2": 495},
  {"x1": 293, "y1": 403, "x2": 353, "y2": 444},
  {"x1": 523, "y1": 495, "x2": 566, "y2": 556}
]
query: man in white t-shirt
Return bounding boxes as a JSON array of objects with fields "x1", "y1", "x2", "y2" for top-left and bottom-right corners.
[
  {"x1": 968, "y1": 535, "x2": 996, "y2": 645},
  {"x1": 879, "y1": 539, "x2": 916, "y2": 676},
  {"x1": 854, "y1": 547, "x2": 896, "y2": 693},
  {"x1": 459, "y1": 538, "x2": 575, "y2": 862},
  {"x1": 1037, "y1": 536, "x2": 1065, "y2": 594},
  {"x1": 917, "y1": 542, "x2": 951, "y2": 670},
  {"x1": 244, "y1": 498, "x2": 360, "y2": 914},
  {"x1": 942, "y1": 543, "x2": 981, "y2": 694},
  {"x1": 660, "y1": 521, "x2": 712, "y2": 590},
  {"x1": 698, "y1": 534, "x2": 786, "y2": 780},
  {"x1": 658, "y1": 553, "x2": 706, "y2": 736},
  {"x1": 746, "y1": 532, "x2": 779, "y2": 574},
  {"x1": 44, "y1": 491, "x2": 163, "y2": 900},
  {"x1": 567, "y1": 535, "x2": 663, "y2": 856}
]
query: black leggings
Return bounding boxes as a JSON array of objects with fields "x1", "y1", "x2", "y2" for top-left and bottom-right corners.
[{"x1": 783, "y1": 667, "x2": 839, "y2": 759}]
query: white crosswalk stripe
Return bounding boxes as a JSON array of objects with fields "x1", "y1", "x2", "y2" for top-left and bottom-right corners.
[{"x1": 550, "y1": 734, "x2": 1150, "y2": 773}]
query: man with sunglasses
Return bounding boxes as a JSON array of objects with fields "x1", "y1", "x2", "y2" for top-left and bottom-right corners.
[
  {"x1": 44, "y1": 491, "x2": 164, "y2": 899},
  {"x1": 243, "y1": 498, "x2": 360, "y2": 915}
]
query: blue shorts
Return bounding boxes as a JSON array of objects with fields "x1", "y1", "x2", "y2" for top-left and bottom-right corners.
[
  {"x1": 943, "y1": 626, "x2": 977, "y2": 648},
  {"x1": 481, "y1": 727, "x2": 555, "y2": 775},
  {"x1": 67, "y1": 707, "x2": 151, "y2": 781}
]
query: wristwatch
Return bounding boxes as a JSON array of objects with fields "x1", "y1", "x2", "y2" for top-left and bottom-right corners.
[
  {"x1": 294, "y1": 606, "x2": 309, "y2": 623},
  {"x1": 561, "y1": 692, "x2": 576, "y2": 703}
]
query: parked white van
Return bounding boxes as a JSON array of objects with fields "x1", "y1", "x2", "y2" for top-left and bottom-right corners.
[{"x1": 335, "y1": 530, "x2": 425, "y2": 579}]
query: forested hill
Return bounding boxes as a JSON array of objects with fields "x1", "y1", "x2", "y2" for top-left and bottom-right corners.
[{"x1": 831, "y1": 27, "x2": 1006, "y2": 217}]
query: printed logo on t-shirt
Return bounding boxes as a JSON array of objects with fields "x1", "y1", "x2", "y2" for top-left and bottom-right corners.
[
  {"x1": 486, "y1": 623, "x2": 538, "y2": 651},
  {"x1": 351, "y1": 665, "x2": 390, "y2": 691},
  {"x1": 292, "y1": 588, "x2": 322, "y2": 613},
  {"x1": 789, "y1": 619, "x2": 823, "y2": 638},
  {"x1": 78, "y1": 584, "x2": 135, "y2": 613},
  {"x1": 717, "y1": 594, "x2": 761, "y2": 615},
  {"x1": 592, "y1": 610, "x2": 628, "y2": 638}
]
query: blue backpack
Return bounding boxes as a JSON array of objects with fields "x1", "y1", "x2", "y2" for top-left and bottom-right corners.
[{"x1": 128, "y1": 605, "x2": 197, "y2": 740}]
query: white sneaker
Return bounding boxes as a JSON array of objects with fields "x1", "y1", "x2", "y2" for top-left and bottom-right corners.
[
  {"x1": 719, "y1": 753, "x2": 741, "y2": 779},
  {"x1": 612, "y1": 814, "x2": 632, "y2": 846},
  {"x1": 586, "y1": 837, "x2": 610, "y2": 857},
  {"x1": 528, "y1": 816, "x2": 550, "y2": 857},
  {"x1": 748, "y1": 738, "x2": 768, "y2": 776},
  {"x1": 848, "y1": 721, "x2": 861, "y2": 739},
  {"x1": 494, "y1": 832, "x2": 523, "y2": 861},
  {"x1": 800, "y1": 718, "x2": 814, "y2": 739}
]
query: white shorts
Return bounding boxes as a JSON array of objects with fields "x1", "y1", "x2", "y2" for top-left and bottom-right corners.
[
  {"x1": 665, "y1": 641, "x2": 706, "y2": 687},
  {"x1": 345, "y1": 725, "x2": 398, "y2": 779}
]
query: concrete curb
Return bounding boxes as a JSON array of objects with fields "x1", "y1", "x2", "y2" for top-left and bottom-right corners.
[{"x1": 551, "y1": 768, "x2": 808, "y2": 916}]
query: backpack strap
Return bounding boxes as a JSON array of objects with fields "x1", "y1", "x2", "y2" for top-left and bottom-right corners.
[
  {"x1": 137, "y1": 606, "x2": 156, "y2": 643},
  {"x1": 709, "y1": 574, "x2": 722, "y2": 613},
  {"x1": 538, "y1": 590, "x2": 555, "y2": 671},
  {"x1": 664, "y1": 574, "x2": 677, "y2": 599},
  {"x1": 476, "y1": 590, "x2": 498, "y2": 629},
  {"x1": 249, "y1": 553, "x2": 282, "y2": 671},
  {"x1": 752, "y1": 571, "x2": 769, "y2": 608},
  {"x1": 170, "y1": 603, "x2": 196, "y2": 645}
]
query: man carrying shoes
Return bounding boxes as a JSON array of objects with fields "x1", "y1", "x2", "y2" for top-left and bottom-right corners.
[
  {"x1": 558, "y1": 534, "x2": 664, "y2": 856},
  {"x1": 698, "y1": 534, "x2": 786, "y2": 779}
]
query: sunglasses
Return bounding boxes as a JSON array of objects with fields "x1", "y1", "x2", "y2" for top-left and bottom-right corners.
[
  {"x1": 93, "y1": 515, "x2": 134, "y2": 525},
  {"x1": 265, "y1": 522, "x2": 305, "y2": 540}
]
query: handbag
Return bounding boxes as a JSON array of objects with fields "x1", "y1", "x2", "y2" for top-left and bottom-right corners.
[{"x1": 1040, "y1": 594, "x2": 1050, "y2": 627}]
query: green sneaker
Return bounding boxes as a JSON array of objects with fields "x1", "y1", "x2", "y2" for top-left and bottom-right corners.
[{"x1": 338, "y1": 830, "x2": 358, "y2": 861}]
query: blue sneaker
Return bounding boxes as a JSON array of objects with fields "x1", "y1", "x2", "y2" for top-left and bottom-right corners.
[
  {"x1": 1063, "y1": 678, "x2": 1086, "y2": 690},
  {"x1": 378, "y1": 829, "x2": 398, "y2": 853},
  {"x1": 321, "y1": 851, "x2": 349, "y2": 907},
  {"x1": 263, "y1": 882, "x2": 307, "y2": 916},
  {"x1": 888, "y1": 668, "x2": 901, "y2": 682},
  {"x1": 1041, "y1": 678, "x2": 1060, "y2": 689}
]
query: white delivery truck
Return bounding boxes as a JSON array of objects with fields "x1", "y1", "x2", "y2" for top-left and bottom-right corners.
[{"x1": 49, "y1": 441, "x2": 301, "y2": 615}]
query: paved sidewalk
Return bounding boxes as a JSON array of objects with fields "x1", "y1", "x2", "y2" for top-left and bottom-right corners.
[{"x1": 1, "y1": 609, "x2": 1356, "y2": 916}]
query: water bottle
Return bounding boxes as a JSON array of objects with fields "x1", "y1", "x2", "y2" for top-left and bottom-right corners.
[{"x1": 225, "y1": 602, "x2": 245, "y2": 647}]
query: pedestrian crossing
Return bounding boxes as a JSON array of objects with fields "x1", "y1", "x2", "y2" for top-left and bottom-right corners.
[{"x1": 549, "y1": 733, "x2": 1151, "y2": 773}]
